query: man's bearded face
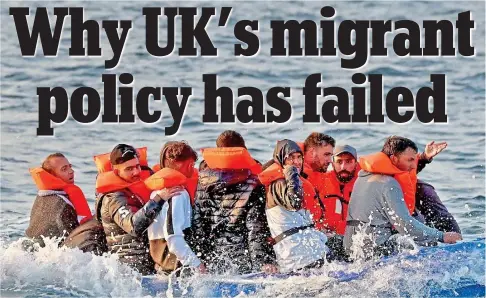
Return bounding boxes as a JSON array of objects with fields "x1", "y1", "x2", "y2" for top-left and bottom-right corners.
[{"x1": 333, "y1": 153, "x2": 357, "y2": 183}]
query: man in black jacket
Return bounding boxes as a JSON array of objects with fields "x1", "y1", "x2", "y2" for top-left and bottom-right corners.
[
  {"x1": 192, "y1": 131, "x2": 278, "y2": 274},
  {"x1": 95, "y1": 144, "x2": 177, "y2": 274}
]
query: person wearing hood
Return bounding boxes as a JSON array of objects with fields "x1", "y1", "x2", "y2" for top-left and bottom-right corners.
[
  {"x1": 26, "y1": 153, "x2": 92, "y2": 247},
  {"x1": 258, "y1": 139, "x2": 328, "y2": 272},
  {"x1": 191, "y1": 132, "x2": 277, "y2": 274},
  {"x1": 343, "y1": 136, "x2": 462, "y2": 259}
]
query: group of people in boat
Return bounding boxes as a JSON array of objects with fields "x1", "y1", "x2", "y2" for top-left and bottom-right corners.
[{"x1": 25, "y1": 131, "x2": 463, "y2": 275}]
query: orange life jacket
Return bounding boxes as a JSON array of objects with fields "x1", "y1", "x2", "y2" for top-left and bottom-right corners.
[
  {"x1": 29, "y1": 167, "x2": 92, "y2": 224},
  {"x1": 359, "y1": 152, "x2": 418, "y2": 214},
  {"x1": 94, "y1": 147, "x2": 151, "y2": 180},
  {"x1": 144, "y1": 167, "x2": 198, "y2": 205},
  {"x1": 151, "y1": 164, "x2": 199, "y2": 204},
  {"x1": 202, "y1": 147, "x2": 263, "y2": 175},
  {"x1": 95, "y1": 171, "x2": 152, "y2": 203},
  {"x1": 310, "y1": 165, "x2": 360, "y2": 235},
  {"x1": 185, "y1": 169, "x2": 199, "y2": 203},
  {"x1": 297, "y1": 164, "x2": 328, "y2": 230},
  {"x1": 258, "y1": 163, "x2": 321, "y2": 225},
  {"x1": 152, "y1": 164, "x2": 161, "y2": 173}
]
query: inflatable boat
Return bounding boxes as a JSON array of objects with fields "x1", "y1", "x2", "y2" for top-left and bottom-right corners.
[{"x1": 140, "y1": 238, "x2": 485, "y2": 297}]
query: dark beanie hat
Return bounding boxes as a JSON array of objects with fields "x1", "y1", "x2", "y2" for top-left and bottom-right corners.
[{"x1": 110, "y1": 144, "x2": 138, "y2": 165}]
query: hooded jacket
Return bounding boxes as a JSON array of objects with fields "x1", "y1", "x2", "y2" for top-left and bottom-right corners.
[
  {"x1": 192, "y1": 148, "x2": 275, "y2": 274},
  {"x1": 258, "y1": 140, "x2": 328, "y2": 272}
]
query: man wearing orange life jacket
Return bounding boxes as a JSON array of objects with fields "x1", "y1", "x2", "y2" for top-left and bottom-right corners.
[
  {"x1": 95, "y1": 144, "x2": 179, "y2": 275},
  {"x1": 26, "y1": 153, "x2": 92, "y2": 247},
  {"x1": 321, "y1": 143, "x2": 452, "y2": 236},
  {"x1": 300, "y1": 132, "x2": 335, "y2": 230},
  {"x1": 259, "y1": 139, "x2": 328, "y2": 272},
  {"x1": 192, "y1": 131, "x2": 277, "y2": 274},
  {"x1": 319, "y1": 145, "x2": 359, "y2": 236},
  {"x1": 314, "y1": 144, "x2": 360, "y2": 262},
  {"x1": 343, "y1": 136, "x2": 462, "y2": 259},
  {"x1": 145, "y1": 141, "x2": 207, "y2": 275}
]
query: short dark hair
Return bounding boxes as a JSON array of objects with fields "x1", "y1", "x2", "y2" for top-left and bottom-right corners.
[
  {"x1": 110, "y1": 144, "x2": 138, "y2": 165},
  {"x1": 42, "y1": 153, "x2": 66, "y2": 174},
  {"x1": 216, "y1": 130, "x2": 246, "y2": 148},
  {"x1": 162, "y1": 141, "x2": 197, "y2": 168},
  {"x1": 304, "y1": 132, "x2": 335, "y2": 153},
  {"x1": 381, "y1": 136, "x2": 418, "y2": 156}
]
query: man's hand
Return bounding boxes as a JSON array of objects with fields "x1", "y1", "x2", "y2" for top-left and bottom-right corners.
[
  {"x1": 424, "y1": 141, "x2": 448, "y2": 160},
  {"x1": 283, "y1": 164, "x2": 300, "y2": 175},
  {"x1": 152, "y1": 186, "x2": 183, "y2": 203},
  {"x1": 443, "y1": 232, "x2": 462, "y2": 244},
  {"x1": 261, "y1": 264, "x2": 279, "y2": 274}
]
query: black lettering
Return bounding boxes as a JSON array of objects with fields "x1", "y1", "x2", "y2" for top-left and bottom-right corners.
[
  {"x1": 163, "y1": 87, "x2": 192, "y2": 135},
  {"x1": 143, "y1": 7, "x2": 177, "y2": 56},
  {"x1": 9, "y1": 7, "x2": 68, "y2": 56},
  {"x1": 202, "y1": 74, "x2": 234, "y2": 122},
  {"x1": 37, "y1": 87, "x2": 69, "y2": 136},
  {"x1": 386, "y1": 87, "x2": 414, "y2": 123},
  {"x1": 370, "y1": 20, "x2": 391, "y2": 56},
  {"x1": 416, "y1": 74, "x2": 447, "y2": 123},
  {"x1": 423, "y1": 20, "x2": 454, "y2": 56},
  {"x1": 303, "y1": 74, "x2": 322, "y2": 122},
  {"x1": 270, "y1": 20, "x2": 318, "y2": 56},
  {"x1": 351, "y1": 73, "x2": 367, "y2": 122},
  {"x1": 234, "y1": 20, "x2": 259, "y2": 56},
  {"x1": 393, "y1": 20, "x2": 422, "y2": 56},
  {"x1": 179, "y1": 7, "x2": 217, "y2": 56},
  {"x1": 101, "y1": 74, "x2": 118, "y2": 122},
  {"x1": 69, "y1": 7, "x2": 101, "y2": 56},
  {"x1": 236, "y1": 87, "x2": 265, "y2": 123},
  {"x1": 267, "y1": 87, "x2": 292, "y2": 123},
  {"x1": 70, "y1": 87, "x2": 101, "y2": 123},
  {"x1": 103, "y1": 20, "x2": 132, "y2": 69},
  {"x1": 119, "y1": 73, "x2": 135, "y2": 123},
  {"x1": 338, "y1": 20, "x2": 370, "y2": 69},
  {"x1": 456, "y1": 11, "x2": 475, "y2": 56},
  {"x1": 322, "y1": 87, "x2": 351, "y2": 123},
  {"x1": 369, "y1": 74, "x2": 385, "y2": 122},
  {"x1": 136, "y1": 87, "x2": 161, "y2": 123},
  {"x1": 320, "y1": 6, "x2": 337, "y2": 56}
]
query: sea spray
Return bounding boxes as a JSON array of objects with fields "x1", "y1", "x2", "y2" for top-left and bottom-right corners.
[
  {"x1": 2, "y1": 236, "x2": 484, "y2": 297},
  {"x1": 0, "y1": 237, "x2": 145, "y2": 297}
]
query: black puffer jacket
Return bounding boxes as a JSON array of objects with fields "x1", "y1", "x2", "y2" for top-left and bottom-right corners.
[
  {"x1": 191, "y1": 169, "x2": 275, "y2": 274},
  {"x1": 95, "y1": 189, "x2": 163, "y2": 275}
]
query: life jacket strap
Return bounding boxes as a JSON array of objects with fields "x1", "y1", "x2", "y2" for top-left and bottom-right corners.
[
  {"x1": 272, "y1": 224, "x2": 314, "y2": 245},
  {"x1": 323, "y1": 194, "x2": 348, "y2": 205}
]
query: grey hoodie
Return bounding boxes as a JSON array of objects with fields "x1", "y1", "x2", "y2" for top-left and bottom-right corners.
[{"x1": 343, "y1": 170, "x2": 445, "y2": 258}]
